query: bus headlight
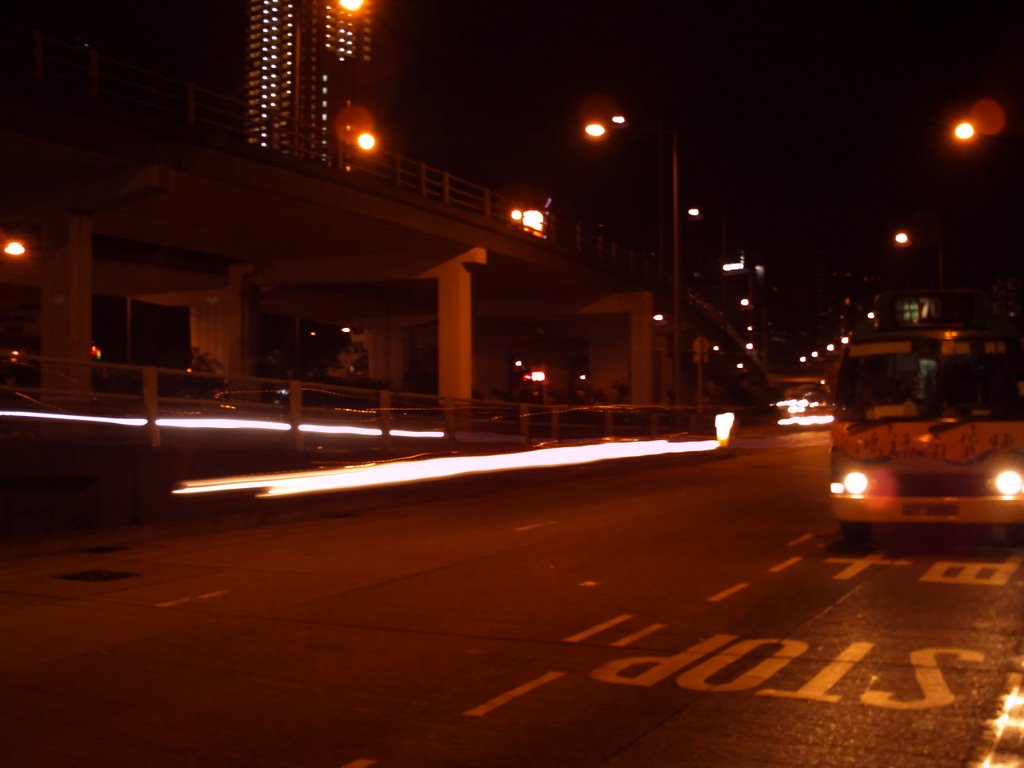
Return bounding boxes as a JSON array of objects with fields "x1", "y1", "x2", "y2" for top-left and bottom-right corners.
[
  {"x1": 994, "y1": 470, "x2": 1023, "y2": 496},
  {"x1": 838, "y1": 472, "x2": 869, "y2": 496}
]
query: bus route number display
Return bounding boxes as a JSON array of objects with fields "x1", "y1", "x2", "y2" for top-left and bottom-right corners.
[{"x1": 887, "y1": 292, "x2": 978, "y2": 328}]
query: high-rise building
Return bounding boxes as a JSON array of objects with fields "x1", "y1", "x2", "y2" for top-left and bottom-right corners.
[{"x1": 246, "y1": 0, "x2": 372, "y2": 159}]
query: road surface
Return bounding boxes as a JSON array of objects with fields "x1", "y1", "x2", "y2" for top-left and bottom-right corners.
[{"x1": 1, "y1": 431, "x2": 1021, "y2": 767}]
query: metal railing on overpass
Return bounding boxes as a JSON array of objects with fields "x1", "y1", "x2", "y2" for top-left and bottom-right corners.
[
  {"x1": 1, "y1": 354, "x2": 730, "y2": 454},
  {"x1": 0, "y1": 21, "x2": 660, "y2": 286}
]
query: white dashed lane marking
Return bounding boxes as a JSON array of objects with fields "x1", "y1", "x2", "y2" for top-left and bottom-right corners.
[
  {"x1": 463, "y1": 672, "x2": 566, "y2": 717},
  {"x1": 706, "y1": 583, "x2": 750, "y2": 602},
  {"x1": 563, "y1": 614, "x2": 634, "y2": 643},
  {"x1": 768, "y1": 556, "x2": 803, "y2": 573}
]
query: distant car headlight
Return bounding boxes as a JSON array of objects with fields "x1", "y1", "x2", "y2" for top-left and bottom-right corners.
[
  {"x1": 841, "y1": 472, "x2": 869, "y2": 496},
  {"x1": 994, "y1": 470, "x2": 1023, "y2": 496}
]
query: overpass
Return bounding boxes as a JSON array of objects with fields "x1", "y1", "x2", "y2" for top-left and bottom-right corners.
[{"x1": 0, "y1": 22, "x2": 766, "y2": 408}]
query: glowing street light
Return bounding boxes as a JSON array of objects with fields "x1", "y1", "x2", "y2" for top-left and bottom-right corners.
[
  {"x1": 338, "y1": 0, "x2": 365, "y2": 10},
  {"x1": 3, "y1": 239, "x2": 26, "y2": 258},
  {"x1": 954, "y1": 98, "x2": 1007, "y2": 144},
  {"x1": 585, "y1": 116, "x2": 628, "y2": 138},
  {"x1": 355, "y1": 131, "x2": 376, "y2": 151},
  {"x1": 511, "y1": 208, "x2": 546, "y2": 236},
  {"x1": 953, "y1": 121, "x2": 976, "y2": 142}
]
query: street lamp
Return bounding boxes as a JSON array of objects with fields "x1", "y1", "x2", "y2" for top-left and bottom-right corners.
[
  {"x1": 584, "y1": 115, "x2": 682, "y2": 404},
  {"x1": 953, "y1": 99, "x2": 1007, "y2": 144},
  {"x1": 953, "y1": 121, "x2": 976, "y2": 142},
  {"x1": 3, "y1": 238, "x2": 27, "y2": 258},
  {"x1": 354, "y1": 131, "x2": 376, "y2": 152},
  {"x1": 510, "y1": 208, "x2": 546, "y2": 237}
]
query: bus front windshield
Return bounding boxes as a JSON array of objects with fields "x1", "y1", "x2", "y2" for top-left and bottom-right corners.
[{"x1": 835, "y1": 337, "x2": 1024, "y2": 421}]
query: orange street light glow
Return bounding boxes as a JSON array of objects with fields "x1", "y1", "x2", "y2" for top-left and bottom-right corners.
[
  {"x1": 894, "y1": 231, "x2": 910, "y2": 245},
  {"x1": 338, "y1": 0, "x2": 364, "y2": 11},
  {"x1": 522, "y1": 210, "x2": 544, "y2": 232},
  {"x1": 584, "y1": 122, "x2": 607, "y2": 138},
  {"x1": 3, "y1": 240, "x2": 27, "y2": 257},
  {"x1": 954, "y1": 121, "x2": 976, "y2": 141},
  {"x1": 512, "y1": 209, "x2": 545, "y2": 234},
  {"x1": 355, "y1": 131, "x2": 376, "y2": 151}
]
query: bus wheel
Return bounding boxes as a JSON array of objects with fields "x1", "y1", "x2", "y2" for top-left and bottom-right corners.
[{"x1": 839, "y1": 521, "x2": 870, "y2": 543}]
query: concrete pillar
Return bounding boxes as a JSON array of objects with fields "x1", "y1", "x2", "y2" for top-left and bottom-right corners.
[
  {"x1": 40, "y1": 215, "x2": 92, "y2": 389},
  {"x1": 187, "y1": 265, "x2": 254, "y2": 375},
  {"x1": 579, "y1": 290, "x2": 655, "y2": 405},
  {"x1": 419, "y1": 248, "x2": 487, "y2": 400}
]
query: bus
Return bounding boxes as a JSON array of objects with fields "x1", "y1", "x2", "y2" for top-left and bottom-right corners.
[{"x1": 830, "y1": 289, "x2": 1024, "y2": 541}]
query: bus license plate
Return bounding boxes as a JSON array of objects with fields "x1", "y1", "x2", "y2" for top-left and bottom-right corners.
[{"x1": 902, "y1": 502, "x2": 959, "y2": 518}]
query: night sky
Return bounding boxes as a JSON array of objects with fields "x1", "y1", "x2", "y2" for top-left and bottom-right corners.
[{"x1": 4, "y1": 2, "x2": 1023, "y2": 332}]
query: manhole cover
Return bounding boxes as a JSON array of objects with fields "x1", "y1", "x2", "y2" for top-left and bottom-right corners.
[
  {"x1": 79, "y1": 546, "x2": 129, "y2": 554},
  {"x1": 56, "y1": 570, "x2": 140, "y2": 582}
]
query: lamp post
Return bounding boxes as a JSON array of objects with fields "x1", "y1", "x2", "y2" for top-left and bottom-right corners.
[
  {"x1": 669, "y1": 127, "x2": 681, "y2": 406},
  {"x1": 585, "y1": 117, "x2": 682, "y2": 404}
]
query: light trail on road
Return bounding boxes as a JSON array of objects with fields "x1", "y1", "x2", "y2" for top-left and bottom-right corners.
[{"x1": 174, "y1": 437, "x2": 722, "y2": 498}]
